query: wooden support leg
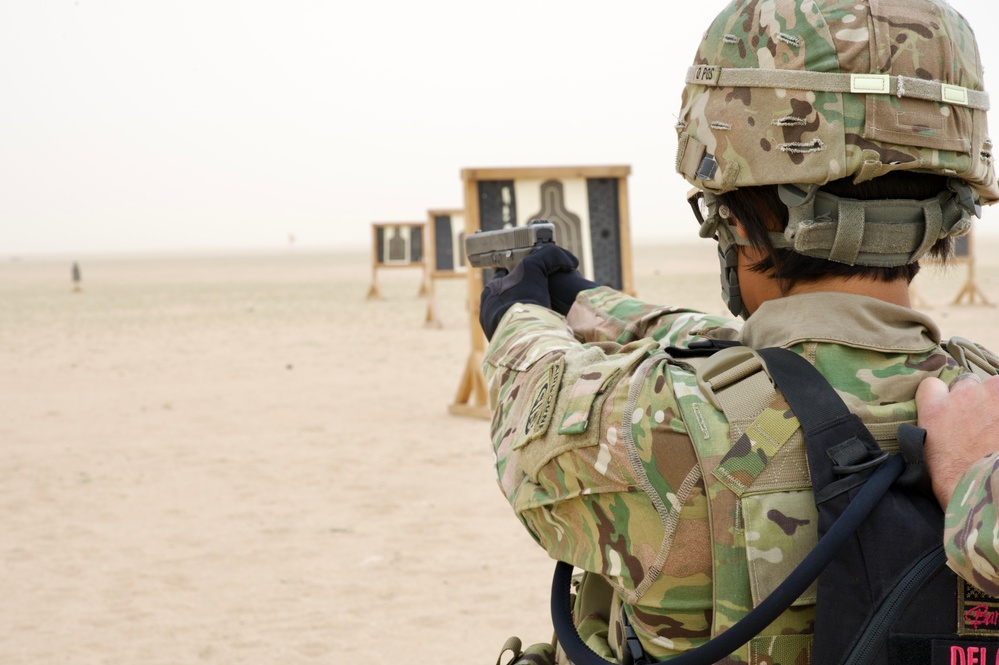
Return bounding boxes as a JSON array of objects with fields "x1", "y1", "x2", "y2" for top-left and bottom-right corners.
[{"x1": 448, "y1": 351, "x2": 490, "y2": 419}]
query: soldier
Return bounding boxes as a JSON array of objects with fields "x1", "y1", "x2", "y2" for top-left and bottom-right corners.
[{"x1": 480, "y1": 2, "x2": 999, "y2": 664}]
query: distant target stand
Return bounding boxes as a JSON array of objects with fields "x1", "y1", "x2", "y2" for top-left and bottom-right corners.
[
  {"x1": 949, "y1": 230, "x2": 992, "y2": 306},
  {"x1": 365, "y1": 222, "x2": 429, "y2": 299},
  {"x1": 449, "y1": 164, "x2": 635, "y2": 419},
  {"x1": 911, "y1": 229, "x2": 992, "y2": 307},
  {"x1": 424, "y1": 208, "x2": 468, "y2": 327}
]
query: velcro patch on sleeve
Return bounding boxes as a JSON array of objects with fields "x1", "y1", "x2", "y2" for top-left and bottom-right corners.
[
  {"x1": 513, "y1": 357, "x2": 565, "y2": 450},
  {"x1": 557, "y1": 367, "x2": 621, "y2": 435}
]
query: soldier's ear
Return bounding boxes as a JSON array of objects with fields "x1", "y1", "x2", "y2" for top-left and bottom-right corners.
[
  {"x1": 733, "y1": 217, "x2": 748, "y2": 240},
  {"x1": 718, "y1": 204, "x2": 747, "y2": 239}
]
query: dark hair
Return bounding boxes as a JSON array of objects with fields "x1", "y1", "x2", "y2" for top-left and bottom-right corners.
[{"x1": 718, "y1": 172, "x2": 953, "y2": 292}]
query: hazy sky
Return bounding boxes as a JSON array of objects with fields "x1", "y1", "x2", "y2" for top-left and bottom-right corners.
[{"x1": 2, "y1": 0, "x2": 997, "y2": 256}]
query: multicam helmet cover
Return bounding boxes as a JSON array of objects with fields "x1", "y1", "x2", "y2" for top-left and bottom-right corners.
[{"x1": 676, "y1": 0, "x2": 999, "y2": 273}]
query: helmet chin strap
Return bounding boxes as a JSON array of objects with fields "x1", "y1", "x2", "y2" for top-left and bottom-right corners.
[
  {"x1": 718, "y1": 241, "x2": 749, "y2": 319},
  {"x1": 696, "y1": 192, "x2": 752, "y2": 319}
]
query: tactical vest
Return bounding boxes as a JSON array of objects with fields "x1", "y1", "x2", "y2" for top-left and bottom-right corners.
[
  {"x1": 668, "y1": 344, "x2": 817, "y2": 664},
  {"x1": 500, "y1": 337, "x2": 999, "y2": 665}
]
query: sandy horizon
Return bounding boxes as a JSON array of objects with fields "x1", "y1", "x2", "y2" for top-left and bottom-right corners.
[{"x1": 3, "y1": 240, "x2": 998, "y2": 664}]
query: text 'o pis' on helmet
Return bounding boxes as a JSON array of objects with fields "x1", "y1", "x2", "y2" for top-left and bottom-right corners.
[{"x1": 676, "y1": 0, "x2": 999, "y2": 267}]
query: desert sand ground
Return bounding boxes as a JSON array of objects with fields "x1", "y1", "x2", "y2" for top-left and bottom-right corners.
[{"x1": 2, "y1": 240, "x2": 998, "y2": 664}]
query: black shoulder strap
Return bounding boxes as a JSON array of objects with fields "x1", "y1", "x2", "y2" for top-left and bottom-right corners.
[
  {"x1": 662, "y1": 338, "x2": 742, "y2": 358},
  {"x1": 551, "y1": 347, "x2": 908, "y2": 665},
  {"x1": 756, "y1": 348, "x2": 890, "y2": 503}
]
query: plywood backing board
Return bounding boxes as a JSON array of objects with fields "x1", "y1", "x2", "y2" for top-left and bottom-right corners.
[
  {"x1": 424, "y1": 209, "x2": 467, "y2": 327},
  {"x1": 366, "y1": 222, "x2": 429, "y2": 300},
  {"x1": 450, "y1": 165, "x2": 633, "y2": 418}
]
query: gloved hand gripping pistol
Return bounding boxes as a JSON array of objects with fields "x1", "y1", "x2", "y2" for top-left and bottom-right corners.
[
  {"x1": 467, "y1": 220, "x2": 598, "y2": 339},
  {"x1": 464, "y1": 219, "x2": 557, "y2": 276}
]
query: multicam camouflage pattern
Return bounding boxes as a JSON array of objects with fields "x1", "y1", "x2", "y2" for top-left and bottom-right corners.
[
  {"x1": 484, "y1": 286, "x2": 998, "y2": 664},
  {"x1": 946, "y1": 453, "x2": 999, "y2": 596},
  {"x1": 676, "y1": 0, "x2": 999, "y2": 203},
  {"x1": 495, "y1": 636, "x2": 556, "y2": 665}
]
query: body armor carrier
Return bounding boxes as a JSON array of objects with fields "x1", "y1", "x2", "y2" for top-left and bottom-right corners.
[{"x1": 536, "y1": 342, "x2": 999, "y2": 665}]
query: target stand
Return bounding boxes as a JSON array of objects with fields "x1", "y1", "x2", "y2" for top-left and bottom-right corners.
[
  {"x1": 424, "y1": 209, "x2": 468, "y2": 328},
  {"x1": 449, "y1": 164, "x2": 634, "y2": 418},
  {"x1": 951, "y1": 232, "x2": 992, "y2": 306},
  {"x1": 366, "y1": 222, "x2": 429, "y2": 300}
]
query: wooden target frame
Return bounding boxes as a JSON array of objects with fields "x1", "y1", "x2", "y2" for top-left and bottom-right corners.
[
  {"x1": 365, "y1": 222, "x2": 429, "y2": 299},
  {"x1": 424, "y1": 208, "x2": 468, "y2": 327},
  {"x1": 912, "y1": 229, "x2": 992, "y2": 307},
  {"x1": 950, "y1": 231, "x2": 992, "y2": 306},
  {"x1": 449, "y1": 165, "x2": 634, "y2": 419}
]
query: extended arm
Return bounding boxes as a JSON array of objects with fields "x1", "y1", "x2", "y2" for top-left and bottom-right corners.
[{"x1": 917, "y1": 374, "x2": 999, "y2": 594}]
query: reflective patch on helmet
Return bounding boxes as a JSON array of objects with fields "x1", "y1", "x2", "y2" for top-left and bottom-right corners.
[
  {"x1": 942, "y1": 84, "x2": 971, "y2": 107},
  {"x1": 709, "y1": 121, "x2": 732, "y2": 131},
  {"x1": 851, "y1": 73, "x2": 890, "y2": 95},
  {"x1": 695, "y1": 153, "x2": 718, "y2": 181}
]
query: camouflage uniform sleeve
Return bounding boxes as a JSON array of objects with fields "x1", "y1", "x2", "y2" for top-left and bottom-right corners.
[
  {"x1": 944, "y1": 451, "x2": 999, "y2": 595},
  {"x1": 567, "y1": 286, "x2": 739, "y2": 345},
  {"x1": 483, "y1": 302, "x2": 706, "y2": 626}
]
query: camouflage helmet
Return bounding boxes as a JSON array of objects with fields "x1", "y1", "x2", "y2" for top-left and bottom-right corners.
[{"x1": 676, "y1": 0, "x2": 998, "y2": 270}]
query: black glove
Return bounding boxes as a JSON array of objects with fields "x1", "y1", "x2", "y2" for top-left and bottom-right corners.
[
  {"x1": 549, "y1": 270, "x2": 598, "y2": 316},
  {"x1": 479, "y1": 244, "x2": 580, "y2": 340}
]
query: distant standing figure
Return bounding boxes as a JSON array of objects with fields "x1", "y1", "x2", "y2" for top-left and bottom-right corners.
[{"x1": 71, "y1": 262, "x2": 81, "y2": 293}]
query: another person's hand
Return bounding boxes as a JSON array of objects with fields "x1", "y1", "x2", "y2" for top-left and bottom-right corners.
[
  {"x1": 916, "y1": 373, "x2": 999, "y2": 509},
  {"x1": 479, "y1": 244, "x2": 580, "y2": 340}
]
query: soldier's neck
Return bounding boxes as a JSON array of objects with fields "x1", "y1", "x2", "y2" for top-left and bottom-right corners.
[{"x1": 784, "y1": 276, "x2": 912, "y2": 308}]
